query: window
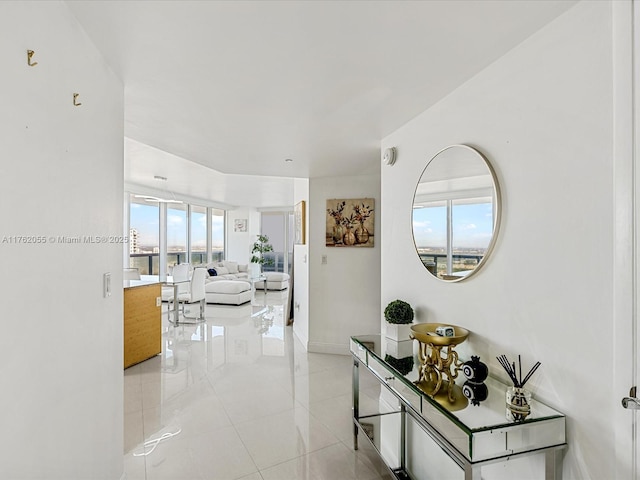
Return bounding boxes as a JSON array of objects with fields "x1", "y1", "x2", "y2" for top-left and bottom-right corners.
[
  {"x1": 190, "y1": 205, "x2": 207, "y2": 265},
  {"x1": 260, "y1": 211, "x2": 293, "y2": 274},
  {"x1": 129, "y1": 195, "x2": 159, "y2": 275},
  {"x1": 167, "y1": 203, "x2": 188, "y2": 266},
  {"x1": 127, "y1": 195, "x2": 226, "y2": 275},
  {"x1": 211, "y1": 208, "x2": 224, "y2": 262},
  {"x1": 413, "y1": 197, "x2": 492, "y2": 276},
  {"x1": 451, "y1": 198, "x2": 493, "y2": 261}
]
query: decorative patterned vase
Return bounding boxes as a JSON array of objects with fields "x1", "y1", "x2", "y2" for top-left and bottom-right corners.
[
  {"x1": 355, "y1": 224, "x2": 370, "y2": 244},
  {"x1": 343, "y1": 227, "x2": 356, "y2": 246},
  {"x1": 332, "y1": 224, "x2": 345, "y2": 244},
  {"x1": 506, "y1": 386, "x2": 532, "y2": 421}
]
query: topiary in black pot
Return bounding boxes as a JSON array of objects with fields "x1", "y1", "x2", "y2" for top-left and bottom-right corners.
[{"x1": 384, "y1": 299, "x2": 414, "y2": 324}]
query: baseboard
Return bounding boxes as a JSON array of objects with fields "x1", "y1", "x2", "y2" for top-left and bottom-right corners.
[
  {"x1": 291, "y1": 330, "x2": 350, "y2": 356},
  {"x1": 307, "y1": 341, "x2": 350, "y2": 356},
  {"x1": 292, "y1": 325, "x2": 308, "y2": 350}
]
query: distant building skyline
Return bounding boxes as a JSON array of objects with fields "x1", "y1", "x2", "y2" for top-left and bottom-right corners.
[{"x1": 129, "y1": 228, "x2": 139, "y2": 254}]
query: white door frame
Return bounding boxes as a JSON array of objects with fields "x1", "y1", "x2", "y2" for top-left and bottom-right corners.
[{"x1": 613, "y1": 1, "x2": 638, "y2": 478}]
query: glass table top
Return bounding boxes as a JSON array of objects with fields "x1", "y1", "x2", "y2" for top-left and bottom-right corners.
[{"x1": 351, "y1": 335, "x2": 564, "y2": 434}]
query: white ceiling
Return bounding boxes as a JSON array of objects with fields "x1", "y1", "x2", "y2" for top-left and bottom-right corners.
[
  {"x1": 67, "y1": 0, "x2": 577, "y2": 207},
  {"x1": 124, "y1": 137, "x2": 299, "y2": 209}
]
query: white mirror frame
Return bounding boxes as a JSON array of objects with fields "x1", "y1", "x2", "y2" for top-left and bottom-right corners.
[{"x1": 412, "y1": 144, "x2": 502, "y2": 282}]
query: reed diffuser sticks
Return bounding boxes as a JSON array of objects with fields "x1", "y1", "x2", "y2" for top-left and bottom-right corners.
[{"x1": 496, "y1": 354, "x2": 541, "y2": 388}]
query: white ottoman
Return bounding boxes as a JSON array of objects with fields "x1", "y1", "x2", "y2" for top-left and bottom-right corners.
[
  {"x1": 254, "y1": 272, "x2": 290, "y2": 291},
  {"x1": 205, "y1": 280, "x2": 252, "y2": 305}
]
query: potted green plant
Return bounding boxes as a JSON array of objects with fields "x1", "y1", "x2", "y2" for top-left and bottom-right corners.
[
  {"x1": 250, "y1": 234, "x2": 274, "y2": 273},
  {"x1": 384, "y1": 299, "x2": 414, "y2": 342}
]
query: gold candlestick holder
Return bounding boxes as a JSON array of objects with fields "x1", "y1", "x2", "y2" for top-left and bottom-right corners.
[{"x1": 410, "y1": 323, "x2": 470, "y2": 410}]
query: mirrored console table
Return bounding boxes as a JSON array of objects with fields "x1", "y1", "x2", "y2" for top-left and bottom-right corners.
[{"x1": 350, "y1": 335, "x2": 566, "y2": 480}]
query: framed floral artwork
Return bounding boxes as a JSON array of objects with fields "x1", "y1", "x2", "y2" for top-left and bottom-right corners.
[{"x1": 326, "y1": 198, "x2": 374, "y2": 247}]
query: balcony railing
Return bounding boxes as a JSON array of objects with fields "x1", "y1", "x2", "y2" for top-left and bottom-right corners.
[
  {"x1": 130, "y1": 251, "x2": 223, "y2": 275},
  {"x1": 418, "y1": 253, "x2": 483, "y2": 276},
  {"x1": 260, "y1": 252, "x2": 291, "y2": 273},
  {"x1": 130, "y1": 251, "x2": 293, "y2": 275}
]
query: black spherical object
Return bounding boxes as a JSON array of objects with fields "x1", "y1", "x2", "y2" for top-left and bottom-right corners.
[
  {"x1": 462, "y1": 380, "x2": 489, "y2": 406},
  {"x1": 462, "y1": 356, "x2": 488, "y2": 382}
]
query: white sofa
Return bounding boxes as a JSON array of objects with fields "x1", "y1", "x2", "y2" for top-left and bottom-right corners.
[
  {"x1": 204, "y1": 261, "x2": 250, "y2": 282},
  {"x1": 254, "y1": 272, "x2": 290, "y2": 291}
]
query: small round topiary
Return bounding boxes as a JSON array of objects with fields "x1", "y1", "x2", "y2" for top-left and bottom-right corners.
[{"x1": 384, "y1": 299, "x2": 414, "y2": 324}]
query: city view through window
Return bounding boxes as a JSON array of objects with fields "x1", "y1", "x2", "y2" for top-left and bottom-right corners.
[
  {"x1": 412, "y1": 199, "x2": 493, "y2": 276},
  {"x1": 129, "y1": 195, "x2": 224, "y2": 275}
]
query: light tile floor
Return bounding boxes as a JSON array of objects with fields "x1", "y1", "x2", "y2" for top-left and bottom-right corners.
[{"x1": 124, "y1": 290, "x2": 392, "y2": 480}]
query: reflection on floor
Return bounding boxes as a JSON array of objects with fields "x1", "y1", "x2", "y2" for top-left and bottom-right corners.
[{"x1": 124, "y1": 290, "x2": 391, "y2": 480}]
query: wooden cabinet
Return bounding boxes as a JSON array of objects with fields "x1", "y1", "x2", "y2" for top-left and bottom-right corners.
[{"x1": 124, "y1": 281, "x2": 161, "y2": 368}]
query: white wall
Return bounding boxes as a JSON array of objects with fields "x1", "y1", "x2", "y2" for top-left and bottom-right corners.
[
  {"x1": 308, "y1": 174, "x2": 381, "y2": 354},
  {"x1": 226, "y1": 207, "x2": 258, "y2": 265},
  {"x1": 292, "y1": 179, "x2": 310, "y2": 347},
  {"x1": 0, "y1": 2, "x2": 124, "y2": 479},
  {"x1": 381, "y1": 2, "x2": 613, "y2": 478}
]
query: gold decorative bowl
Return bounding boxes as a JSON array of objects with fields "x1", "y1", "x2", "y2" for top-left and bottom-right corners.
[{"x1": 410, "y1": 323, "x2": 469, "y2": 346}]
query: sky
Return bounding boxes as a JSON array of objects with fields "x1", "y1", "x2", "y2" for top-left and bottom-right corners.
[
  {"x1": 412, "y1": 201, "x2": 494, "y2": 249},
  {"x1": 130, "y1": 202, "x2": 224, "y2": 248}
]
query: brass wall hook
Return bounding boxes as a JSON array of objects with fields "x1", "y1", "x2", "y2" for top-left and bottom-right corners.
[
  {"x1": 73, "y1": 93, "x2": 82, "y2": 107},
  {"x1": 27, "y1": 50, "x2": 38, "y2": 67}
]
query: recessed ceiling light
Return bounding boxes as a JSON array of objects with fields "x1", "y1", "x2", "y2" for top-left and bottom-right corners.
[
  {"x1": 154, "y1": 175, "x2": 167, "y2": 181},
  {"x1": 284, "y1": 158, "x2": 293, "y2": 163}
]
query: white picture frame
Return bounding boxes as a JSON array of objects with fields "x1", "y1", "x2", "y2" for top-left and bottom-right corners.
[{"x1": 234, "y1": 219, "x2": 247, "y2": 232}]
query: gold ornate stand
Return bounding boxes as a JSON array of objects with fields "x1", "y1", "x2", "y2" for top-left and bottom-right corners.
[{"x1": 410, "y1": 323, "x2": 470, "y2": 410}]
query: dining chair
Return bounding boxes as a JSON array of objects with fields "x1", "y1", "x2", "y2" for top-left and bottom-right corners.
[
  {"x1": 162, "y1": 263, "x2": 191, "y2": 302},
  {"x1": 168, "y1": 267, "x2": 206, "y2": 323},
  {"x1": 171, "y1": 263, "x2": 191, "y2": 292}
]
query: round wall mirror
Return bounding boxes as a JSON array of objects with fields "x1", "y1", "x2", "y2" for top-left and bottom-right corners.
[{"x1": 412, "y1": 145, "x2": 501, "y2": 281}]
